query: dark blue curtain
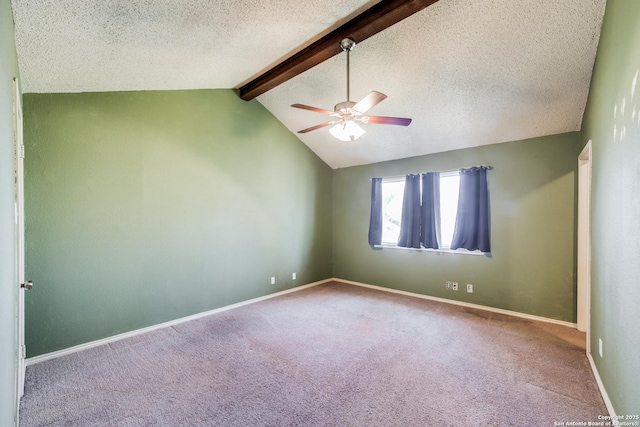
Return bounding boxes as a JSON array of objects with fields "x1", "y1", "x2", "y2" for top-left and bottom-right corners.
[
  {"x1": 450, "y1": 167, "x2": 490, "y2": 252},
  {"x1": 397, "y1": 174, "x2": 421, "y2": 248},
  {"x1": 420, "y1": 172, "x2": 440, "y2": 249},
  {"x1": 368, "y1": 178, "x2": 383, "y2": 246}
]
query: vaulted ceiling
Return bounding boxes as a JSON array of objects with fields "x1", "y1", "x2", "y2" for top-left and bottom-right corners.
[{"x1": 11, "y1": 0, "x2": 606, "y2": 168}]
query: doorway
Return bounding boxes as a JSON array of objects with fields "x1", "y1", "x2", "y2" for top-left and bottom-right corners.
[{"x1": 577, "y1": 141, "x2": 592, "y2": 352}]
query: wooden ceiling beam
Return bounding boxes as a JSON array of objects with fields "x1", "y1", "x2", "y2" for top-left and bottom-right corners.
[{"x1": 236, "y1": 0, "x2": 440, "y2": 101}]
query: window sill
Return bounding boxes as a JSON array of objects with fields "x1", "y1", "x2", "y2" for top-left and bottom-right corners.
[{"x1": 374, "y1": 244, "x2": 488, "y2": 256}]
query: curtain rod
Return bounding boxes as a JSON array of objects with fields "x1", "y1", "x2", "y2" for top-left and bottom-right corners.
[{"x1": 369, "y1": 165, "x2": 493, "y2": 181}]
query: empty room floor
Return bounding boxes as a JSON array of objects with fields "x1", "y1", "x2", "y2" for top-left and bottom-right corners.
[{"x1": 19, "y1": 281, "x2": 607, "y2": 426}]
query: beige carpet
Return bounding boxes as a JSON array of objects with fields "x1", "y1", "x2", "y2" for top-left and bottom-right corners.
[{"x1": 20, "y1": 281, "x2": 607, "y2": 426}]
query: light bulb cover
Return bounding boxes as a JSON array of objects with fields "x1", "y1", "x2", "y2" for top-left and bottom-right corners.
[{"x1": 329, "y1": 120, "x2": 365, "y2": 141}]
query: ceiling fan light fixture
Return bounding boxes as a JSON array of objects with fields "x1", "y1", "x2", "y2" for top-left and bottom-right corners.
[{"x1": 330, "y1": 120, "x2": 365, "y2": 141}]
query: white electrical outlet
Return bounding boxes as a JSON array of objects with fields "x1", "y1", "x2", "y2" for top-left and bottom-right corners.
[
  {"x1": 446, "y1": 281, "x2": 452, "y2": 289},
  {"x1": 467, "y1": 284, "x2": 473, "y2": 293},
  {"x1": 271, "y1": 277, "x2": 275, "y2": 285},
  {"x1": 452, "y1": 282, "x2": 459, "y2": 291},
  {"x1": 292, "y1": 272, "x2": 296, "y2": 280},
  {"x1": 599, "y1": 338, "x2": 603, "y2": 358}
]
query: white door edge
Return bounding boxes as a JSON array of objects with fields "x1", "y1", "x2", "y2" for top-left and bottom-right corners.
[
  {"x1": 13, "y1": 77, "x2": 26, "y2": 414},
  {"x1": 577, "y1": 140, "x2": 592, "y2": 354}
]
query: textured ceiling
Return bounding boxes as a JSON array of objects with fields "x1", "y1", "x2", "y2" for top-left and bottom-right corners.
[{"x1": 11, "y1": 0, "x2": 606, "y2": 168}]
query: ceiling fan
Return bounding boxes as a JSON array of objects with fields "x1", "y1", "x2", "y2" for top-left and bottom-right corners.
[{"x1": 291, "y1": 37, "x2": 412, "y2": 142}]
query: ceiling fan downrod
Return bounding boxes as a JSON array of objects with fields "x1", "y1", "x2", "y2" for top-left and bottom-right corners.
[{"x1": 340, "y1": 38, "x2": 356, "y2": 103}]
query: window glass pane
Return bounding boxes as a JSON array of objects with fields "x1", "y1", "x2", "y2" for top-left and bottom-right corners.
[
  {"x1": 381, "y1": 180, "x2": 405, "y2": 244},
  {"x1": 440, "y1": 174, "x2": 460, "y2": 248}
]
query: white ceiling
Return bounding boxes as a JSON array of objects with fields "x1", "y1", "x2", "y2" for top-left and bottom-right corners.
[{"x1": 11, "y1": 0, "x2": 606, "y2": 169}]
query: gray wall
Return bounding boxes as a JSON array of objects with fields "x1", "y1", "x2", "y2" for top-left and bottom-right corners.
[
  {"x1": 0, "y1": 0, "x2": 20, "y2": 424},
  {"x1": 24, "y1": 90, "x2": 333, "y2": 357},
  {"x1": 580, "y1": 0, "x2": 640, "y2": 414},
  {"x1": 333, "y1": 133, "x2": 579, "y2": 322}
]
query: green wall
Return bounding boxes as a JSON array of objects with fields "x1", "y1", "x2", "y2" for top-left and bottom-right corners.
[
  {"x1": 23, "y1": 90, "x2": 333, "y2": 357},
  {"x1": 22, "y1": 91, "x2": 581, "y2": 358},
  {"x1": 580, "y1": 0, "x2": 640, "y2": 415},
  {"x1": 333, "y1": 133, "x2": 579, "y2": 322},
  {"x1": 0, "y1": 0, "x2": 20, "y2": 424}
]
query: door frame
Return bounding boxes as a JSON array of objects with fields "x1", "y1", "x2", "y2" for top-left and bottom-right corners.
[
  {"x1": 13, "y1": 77, "x2": 26, "y2": 412},
  {"x1": 577, "y1": 140, "x2": 592, "y2": 352}
]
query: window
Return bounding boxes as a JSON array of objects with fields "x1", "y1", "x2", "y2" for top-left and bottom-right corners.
[
  {"x1": 369, "y1": 167, "x2": 490, "y2": 253},
  {"x1": 381, "y1": 179, "x2": 405, "y2": 244},
  {"x1": 438, "y1": 173, "x2": 460, "y2": 249},
  {"x1": 380, "y1": 173, "x2": 460, "y2": 249}
]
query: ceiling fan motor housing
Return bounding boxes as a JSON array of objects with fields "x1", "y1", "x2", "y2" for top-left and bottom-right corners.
[{"x1": 335, "y1": 101, "x2": 357, "y2": 114}]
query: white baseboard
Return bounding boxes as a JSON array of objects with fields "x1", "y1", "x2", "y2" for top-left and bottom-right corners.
[
  {"x1": 587, "y1": 352, "x2": 617, "y2": 418},
  {"x1": 26, "y1": 278, "x2": 331, "y2": 366},
  {"x1": 340, "y1": 278, "x2": 620, "y2": 415},
  {"x1": 26, "y1": 277, "x2": 578, "y2": 366},
  {"x1": 334, "y1": 278, "x2": 578, "y2": 329},
  {"x1": 28, "y1": 276, "x2": 613, "y2": 416}
]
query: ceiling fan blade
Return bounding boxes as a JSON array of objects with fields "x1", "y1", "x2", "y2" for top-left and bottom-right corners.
[
  {"x1": 297, "y1": 121, "x2": 336, "y2": 133},
  {"x1": 352, "y1": 91, "x2": 387, "y2": 114},
  {"x1": 363, "y1": 115, "x2": 412, "y2": 126},
  {"x1": 291, "y1": 104, "x2": 336, "y2": 115}
]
